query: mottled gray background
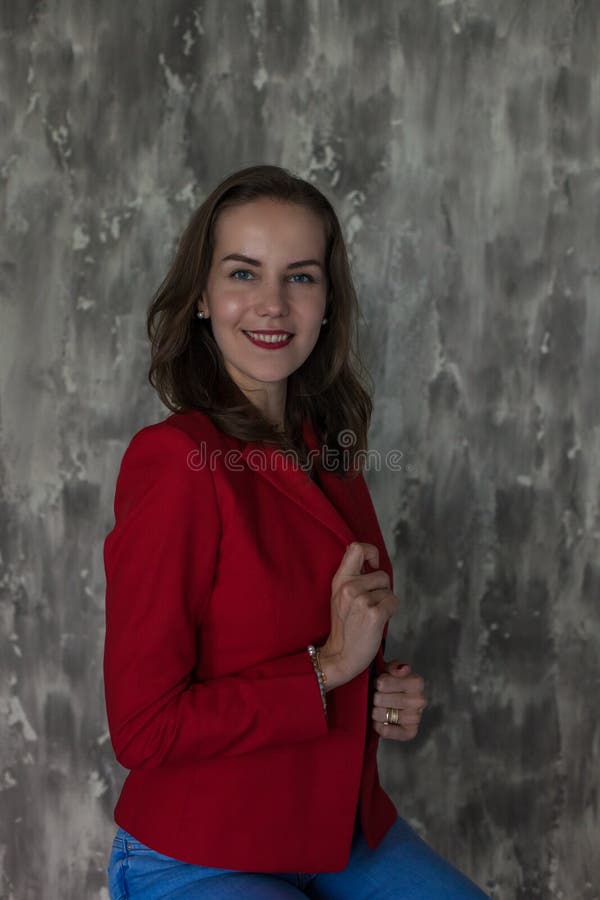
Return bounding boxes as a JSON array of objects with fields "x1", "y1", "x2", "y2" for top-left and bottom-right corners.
[{"x1": 1, "y1": 0, "x2": 598, "y2": 897}]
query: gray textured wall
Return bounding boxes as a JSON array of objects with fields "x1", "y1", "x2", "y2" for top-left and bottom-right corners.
[{"x1": 1, "y1": 1, "x2": 598, "y2": 897}]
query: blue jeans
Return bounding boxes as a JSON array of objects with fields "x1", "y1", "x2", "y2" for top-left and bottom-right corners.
[{"x1": 107, "y1": 815, "x2": 489, "y2": 898}]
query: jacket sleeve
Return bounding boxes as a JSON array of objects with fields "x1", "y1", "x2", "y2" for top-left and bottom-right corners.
[{"x1": 103, "y1": 423, "x2": 329, "y2": 772}]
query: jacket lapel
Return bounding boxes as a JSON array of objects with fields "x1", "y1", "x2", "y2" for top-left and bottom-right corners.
[{"x1": 240, "y1": 418, "x2": 358, "y2": 549}]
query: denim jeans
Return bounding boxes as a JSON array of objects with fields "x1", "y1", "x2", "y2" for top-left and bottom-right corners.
[{"x1": 106, "y1": 814, "x2": 489, "y2": 898}]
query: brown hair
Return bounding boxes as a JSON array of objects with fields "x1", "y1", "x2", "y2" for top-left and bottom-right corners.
[{"x1": 147, "y1": 164, "x2": 373, "y2": 477}]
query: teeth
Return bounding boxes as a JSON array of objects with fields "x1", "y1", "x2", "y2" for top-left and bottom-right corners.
[{"x1": 246, "y1": 332, "x2": 292, "y2": 343}]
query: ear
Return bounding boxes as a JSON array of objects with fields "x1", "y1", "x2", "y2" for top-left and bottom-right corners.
[{"x1": 197, "y1": 290, "x2": 208, "y2": 316}]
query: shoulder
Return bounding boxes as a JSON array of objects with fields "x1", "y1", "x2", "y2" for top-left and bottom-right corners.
[
  {"x1": 116, "y1": 411, "x2": 225, "y2": 495},
  {"x1": 110, "y1": 413, "x2": 222, "y2": 522},
  {"x1": 123, "y1": 410, "x2": 226, "y2": 461},
  {"x1": 163, "y1": 409, "x2": 227, "y2": 448}
]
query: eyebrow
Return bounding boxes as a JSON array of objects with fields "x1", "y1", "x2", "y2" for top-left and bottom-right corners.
[{"x1": 220, "y1": 253, "x2": 323, "y2": 270}]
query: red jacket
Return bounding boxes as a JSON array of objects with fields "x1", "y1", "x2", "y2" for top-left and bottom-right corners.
[{"x1": 103, "y1": 410, "x2": 397, "y2": 871}]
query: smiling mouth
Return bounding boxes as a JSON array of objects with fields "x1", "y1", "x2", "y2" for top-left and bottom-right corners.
[{"x1": 242, "y1": 331, "x2": 295, "y2": 347}]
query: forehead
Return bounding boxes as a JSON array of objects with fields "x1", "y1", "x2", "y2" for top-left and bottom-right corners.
[{"x1": 212, "y1": 198, "x2": 326, "y2": 256}]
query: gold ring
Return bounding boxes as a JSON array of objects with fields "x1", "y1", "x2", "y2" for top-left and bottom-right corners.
[{"x1": 385, "y1": 707, "x2": 400, "y2": 726}]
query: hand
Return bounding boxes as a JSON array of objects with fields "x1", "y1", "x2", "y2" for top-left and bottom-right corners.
[
  {"x1": 371, "y1": 660, "x2": 426, "y2": 742},
  {"x1": 320, "y1": 543, "x2": 400, "y2": 687}
]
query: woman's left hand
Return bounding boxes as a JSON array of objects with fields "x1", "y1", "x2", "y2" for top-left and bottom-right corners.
[{"x1": 371, "y1": 660, "x2": 427, "y2": 741}]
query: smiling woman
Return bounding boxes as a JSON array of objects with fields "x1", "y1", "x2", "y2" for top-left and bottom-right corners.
[
  {"x1": 196, "y1": 197, "x2": 328, "y2": 431},
  {"x1": 103, "y1": 164, "x2": 489, "y2": 899},
  {"x1": 145, "y1": 164, "x2": 374, "y2": 476}
]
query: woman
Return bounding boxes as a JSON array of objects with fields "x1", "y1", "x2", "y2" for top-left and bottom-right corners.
[{"x1": 104, "y1": 164, "x2": 488, "y2": 898}]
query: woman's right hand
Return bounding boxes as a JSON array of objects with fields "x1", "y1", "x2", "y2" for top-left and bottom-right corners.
[{"x1": 319, "y1": 542, "x2": 399, "y2": 690}]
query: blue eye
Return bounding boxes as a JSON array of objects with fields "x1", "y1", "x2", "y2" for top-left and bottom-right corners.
[
  {"x1": 231, "y1": 269, "x2": 254, "y2": 280},
  {"x1": 289, "y1": 273, "x2": 314, "y2": 283},
  {"x1": 229, "y1": 270, "x2": 314, "y2": 283}
]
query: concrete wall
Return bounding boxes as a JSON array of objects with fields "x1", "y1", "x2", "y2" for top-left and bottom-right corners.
[{"x1": 1, "y1": 1, "x2": 598, "y2": 897}]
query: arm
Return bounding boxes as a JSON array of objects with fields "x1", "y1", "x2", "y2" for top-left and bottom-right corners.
[{"x1": 103, "y1": 424, "x2": 328, "y2": 772}]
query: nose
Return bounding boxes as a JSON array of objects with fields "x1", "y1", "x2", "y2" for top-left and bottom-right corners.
[{"x1": 255, "y1": 280, "x2": 290, "y2": 318}]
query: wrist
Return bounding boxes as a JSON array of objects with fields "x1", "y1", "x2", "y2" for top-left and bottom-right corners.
[{"x1": 317, "y1": 646, "x2": 347, "y2": 692}]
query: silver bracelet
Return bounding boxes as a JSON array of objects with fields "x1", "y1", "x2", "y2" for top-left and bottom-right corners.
[{"x1": 307, "y1": 644, "x2": 328, "y2": 717}]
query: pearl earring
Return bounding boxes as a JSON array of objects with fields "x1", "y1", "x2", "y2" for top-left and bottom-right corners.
[
  {"x1": 322, "y1": 317, "x2": 328, "y2": 324},
  {"x1": 196, "y1": 310, "x2": 206, "y2": 319}
]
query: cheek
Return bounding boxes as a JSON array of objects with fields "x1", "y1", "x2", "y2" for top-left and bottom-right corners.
[
  {"x1": 301, "y1": 315, "x2": 327, "y2": 343},
  {"x1": 210, "y1": 292, "x2": 251, "y2": 326},
  {"x1": 296, "y1": 299, "x2": 327, "y2": 329}
]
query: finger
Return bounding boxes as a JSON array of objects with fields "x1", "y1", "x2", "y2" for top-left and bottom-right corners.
[
  {"x1": 384, "y1": 661, "x2": 411, "y2": 676},
  {"x1": 372, "y1": 690, "x2": 426, "y2": 710},
  {"x1": 384, "y1": 665, "x2": 412, "y2": 681},
  {"x1": 365, "y1": 587, "x2": 399, "y2": 612},
  {"x1": 377, "y1": 674, "x2": 424, "y2": 696},
  {"x1": 376, "y1": 673, "x2": 413, "y2": 693},
  {"x1": 349, "y1": 569, "x2": 391, "y2": 595},
  {"x1": 398, "y1": 674, "x2": 425, "y2": 695},
  {"x1": 373, "y1": 720, "x2": 419, "y2": 742},
  {"x1": 375, "y1": 674, "x2": 425, "y2": 696},
  {"x1": 339, "y1": 542, "x2": 379, "y2": 577},
  {"x1": 371, "y1": 704, "x2": 424, "y2": 725}
]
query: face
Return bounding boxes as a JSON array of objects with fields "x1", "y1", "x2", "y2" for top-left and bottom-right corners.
[{"x1": 198, "y1": 198, "x2": 328, "y2": 418}]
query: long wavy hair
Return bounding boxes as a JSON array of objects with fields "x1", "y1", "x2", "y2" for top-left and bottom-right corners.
[{"x1": 147, "y1": 164, "x2": 373, "y2": 477}]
